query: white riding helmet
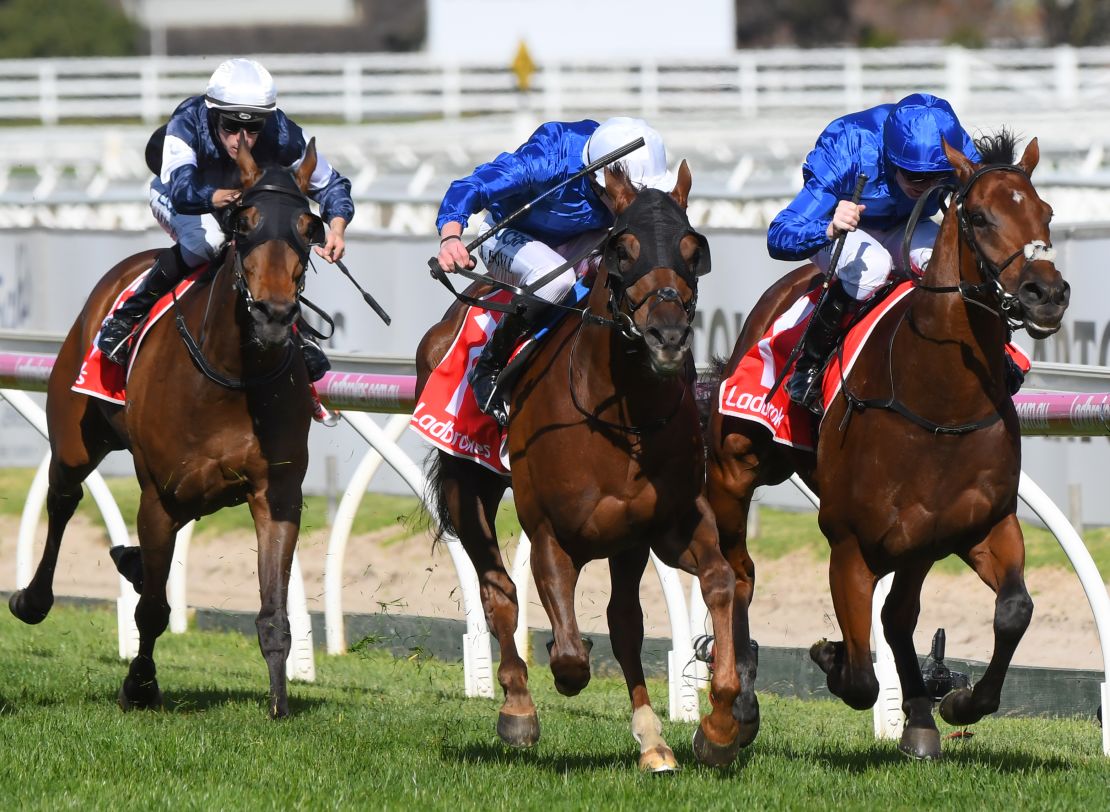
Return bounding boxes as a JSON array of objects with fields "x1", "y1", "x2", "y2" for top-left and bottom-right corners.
[
  {"x1": 583, "y1": 117, "x2": 676, "y2": 192},
  {"x1": 204, "y1": 58, "x2": 277, "y2": 118}
]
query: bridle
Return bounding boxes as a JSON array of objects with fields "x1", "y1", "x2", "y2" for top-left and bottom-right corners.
[
  {"x1": 905, "y1": 164, "x2": 1056, "y2": 331},
  {"x1": 174, "y1": 171, "x2": 325, "y2": 390}
]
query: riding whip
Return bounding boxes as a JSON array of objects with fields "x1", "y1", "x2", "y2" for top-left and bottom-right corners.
[
  {"x1": 426, "y1": 137, "x2": 648, "y2": 310},
  {"x1": 334, "y1": 257, "x2": 391, "y2": 325},
  {"x1": 766, "y1": 173, "x2": 868, "y2": 402}
]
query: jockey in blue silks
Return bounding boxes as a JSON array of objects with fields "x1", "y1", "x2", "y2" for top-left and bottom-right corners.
[
  {"x1": 434, "y1": 117, "x2": 677, "y2": 426},
  {"x1": 768, "y1": 92, "x2": 982, "y2": 414},
  {"x1": 97, "y1": 57, "x2": 354, "y2": 382}
]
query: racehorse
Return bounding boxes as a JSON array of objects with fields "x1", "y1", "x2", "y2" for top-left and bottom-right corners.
[
  {"x1": 9, "y1": 137, "x2": 324, "y2": 718},
  {"x1": 705, "y1": 132, "x2": 1070, "y2": 759},
  {"x1": 418, "y1": 164, "x2": 746, "y2": 770}
]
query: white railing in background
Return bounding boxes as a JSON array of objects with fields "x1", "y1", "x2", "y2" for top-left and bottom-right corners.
[{"x1": 1, "y1": 47, "x2": 1110, "y2": 126}]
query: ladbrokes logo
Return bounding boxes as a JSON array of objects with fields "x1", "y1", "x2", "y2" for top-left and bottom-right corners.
[
  {"x1": 414, "y1": 409, "x2": 492, "y2": 459},
  {"x1": 721, "y1": 387, "x2": 786, "y2": 428}
]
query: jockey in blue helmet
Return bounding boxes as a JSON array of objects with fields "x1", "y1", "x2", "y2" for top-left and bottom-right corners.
[
  {"x1": 434, "y1": 117, "x2": 677, "y2": 426},
  {"x1": 97, "y1": 57, "x2": 354, "y2": 381},
  {"x1": 767, "y1": 93, "x2": 981, "y2": 413}
]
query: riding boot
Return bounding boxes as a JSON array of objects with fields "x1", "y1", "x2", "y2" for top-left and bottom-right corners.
[
  {"x1": 97, "y1": 245, "x2": 188, "y2": 365},
  {"x1": 786, "y1": 284, "x2": 857, "y2": 416},
  {"x1": 468, "y1": 308, "x2": 537, "y2": 428},
  {"x1": 295, "y1": 324, "x2": 331, "y2": 383}
]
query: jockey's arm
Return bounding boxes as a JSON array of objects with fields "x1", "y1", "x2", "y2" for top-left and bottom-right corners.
[{"x1": 315, "y1": 216, "x2": 347, "y2": 263}]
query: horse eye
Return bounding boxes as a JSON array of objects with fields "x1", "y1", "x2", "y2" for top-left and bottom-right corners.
[{"x1": 969, "y1": 211, "x2": 989, "y2": 228}]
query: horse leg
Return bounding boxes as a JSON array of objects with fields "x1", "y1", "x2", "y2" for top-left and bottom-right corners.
[
  {"x1": 249, "y1": 489, "x2": 301, "y2": 719},
  {"x1": 940, "y1": 514, "x2": 1032, "y2": 726},
  {"x1": 530, "y1": 529, "x2": 590, "y2": 697},
  {"x1": 119, "y1": 490, "x2": 176, "y2": 711},
  {"x1": 810, "y1": 537, "x2": 879, "y2": 710},
  {"x1": 444, "y1": 459, "x2": 537, "y2": 746},
  {"x1": 10, "y1": 453, "x2": 106, "y2": 624},
  {"x1": 880, "y1": 562, "x2": 942, "y2": 760},
  {"x1": 705, "y1": 448, "x2": 760, "y2": 746},
  {"x1": 656, "y1": 496, "x2": 742, "y2": 768},
  {"x1": 606, "y1": 545, "x2": 677, "y2": 772}
]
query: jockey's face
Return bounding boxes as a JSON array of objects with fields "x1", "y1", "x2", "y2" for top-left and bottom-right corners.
[
  {"x1": 894, "y1": 167, "x2": 949, "y2": 200},
  {"x1": 217, "y1": 126, "x2": 260, "y2": 159}
]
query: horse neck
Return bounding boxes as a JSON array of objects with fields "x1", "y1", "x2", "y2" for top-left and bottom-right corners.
[
  {"x1": 188, "y1": 252, "x2": 254, "y2": 370},
  {"x1": 903, "y1": 206, "x2": 1008, "y2": 403}
]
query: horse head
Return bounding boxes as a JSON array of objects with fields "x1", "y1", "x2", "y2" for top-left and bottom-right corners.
[
  {"x1": 600, "y1": 160, "x2": 709, "y2": 375},
  {"x1": 943, "y1": 135, "x2": 1070, "y2": 339},
  {"x1": 229, "y1": 136, "x2": 325, "y2": 347}
]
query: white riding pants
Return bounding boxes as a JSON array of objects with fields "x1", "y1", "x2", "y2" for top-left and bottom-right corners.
[
  {"x1": 149, "y1": 178, "x2": 227, "y2": 268},
  {"x1": 814, "y1": 219, "x2": 939, "y2": 301},
  {"x1": 476, "y1": 218, "x2": 605, "y2": 304}
]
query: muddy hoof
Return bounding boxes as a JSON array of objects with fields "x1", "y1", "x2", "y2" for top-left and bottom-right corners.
[
  {"x1": 497, "y1": 711, "x2": 540, "y2": 747},
  {"x1": 117, "y1": 681, "x2": 163, "y2": 712},
  {"x1": 9, "y1": 589, "x2": 51, "y2": 624},
  {"x1": 692, "y1": 725, "x2": 741, "y2": 768},
  {"x1": 809, "y1": 639, "x2": 839, "y2": 674},
  {"x1": 899, "y1": 725, "x2": 942, "y2": 760},
  {"x1": 732, "y1": 692, "x2": 761, "y2": 747},
  {"x1": 639, "y1": 744, "x2": 679, "y2": 774},
  {"x1": 938, "y1": 687, "x2": 981, "y2": 726}
]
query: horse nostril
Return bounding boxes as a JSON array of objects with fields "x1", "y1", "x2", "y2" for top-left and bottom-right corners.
[
  {"x1": 1054, "y1": 280, "x2": 1071, "y2": 307},
  {"x1": 1018, "y1": 280, "x2": 1047, "y2": 305}
]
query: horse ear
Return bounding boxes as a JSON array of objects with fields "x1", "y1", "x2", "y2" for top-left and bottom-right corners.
[
  {"x1": 942, "y1": 137, "x2": 974, "y2": 184},
  {"x1": 1018, "y1": 137, "x2": 1040, "y2": 178},
  {"x1": 670, "y1": 160, "x2": 692, "y2": 209},
  {"x1": 604, "y1": 166, "x2": 637, "y2": 214},
  {"x1": 295, "y1": 138, "x2": 318, "y2": 193},
  {"x1": 237, "y1": 133, "x2": 262, "y2": 188}
]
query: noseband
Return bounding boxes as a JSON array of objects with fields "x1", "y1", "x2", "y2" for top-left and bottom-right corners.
[{"x1": 908, "y1": 165, "x2": 1056, "y2": 330}]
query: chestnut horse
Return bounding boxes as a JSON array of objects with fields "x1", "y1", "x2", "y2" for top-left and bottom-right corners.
[
  {"x1": 9, "y1": 139, "x2": 324, "y2": 718},
  {"x1": 706, "y1": 133, "x2": 1070, "y2": 759},
  {"x1": 418, "y1": 164, "x2": 745, "y2": 770}
]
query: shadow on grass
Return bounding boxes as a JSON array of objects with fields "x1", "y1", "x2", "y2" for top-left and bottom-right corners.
[{"x1": 770, "y1": 740, "x2": 1076, "y2": 774}]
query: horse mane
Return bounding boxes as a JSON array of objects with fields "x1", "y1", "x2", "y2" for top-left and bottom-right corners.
[{"x1": 973, "y1": 128, "x2": 1019, "y2": 166}]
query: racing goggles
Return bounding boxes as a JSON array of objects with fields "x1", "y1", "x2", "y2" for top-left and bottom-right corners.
[
  {"x1": 218, "y1": 112, "x2": 268, "y2": 135},
  {"x1": 898, "y1": 167, "x2": 950, "y2": 186}
]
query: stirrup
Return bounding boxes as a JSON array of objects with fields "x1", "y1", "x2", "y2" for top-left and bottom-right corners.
[
  {"x1": 97, "y1": 317, "x2": 138, "y2": 365},
  {"x1": 309, "y1": 384, "x2": 339, "y2": 427},
  {"x1": 787, "y1": 366, "x2": 824, "y2": 417}
]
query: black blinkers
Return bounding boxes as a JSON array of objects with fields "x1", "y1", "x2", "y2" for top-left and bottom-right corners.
[
  {"x1": 602, "y1": 189, "x2": 710, "y2": 288},
  {"x1": 229, "y1": 169, "x2": 324, "y2": 265}
]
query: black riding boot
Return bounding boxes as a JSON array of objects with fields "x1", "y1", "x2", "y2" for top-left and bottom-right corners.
[
  {"x1": 786, "y1": 284, "x2": 857, "y2": 416},
  {"x1": 97, "y1": 245, "x2": 188, "y2": 364},
  {"x1": 468, "y1": 309, "x2": 535, "y2": 428},
  {"x1": 295, "y1": 322, "x2": 331, "y2": 383}
]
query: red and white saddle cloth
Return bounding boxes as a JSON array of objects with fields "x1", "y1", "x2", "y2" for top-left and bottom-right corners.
[
  {"x1": 72, "y1": 266, "x2": 204, "y2": 405},
  {"x1": 410, "y1": 291, "x2": 522, "y2": 475},
  {"x1": 717, "y1": 280, "x2": 1032, "y2": 452}
]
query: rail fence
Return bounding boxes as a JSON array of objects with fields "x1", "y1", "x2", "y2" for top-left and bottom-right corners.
[{"x1": 1, "y1": 346, "x2": 1108, "y2": 754}]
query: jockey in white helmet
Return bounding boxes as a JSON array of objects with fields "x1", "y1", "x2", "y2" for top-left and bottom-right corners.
[
  {"x1": 434, "y1": 116, "x2": 677, "y2": 426},
  {"x1": 97, "y1": 57, "x2": 354, "y2": 383}
]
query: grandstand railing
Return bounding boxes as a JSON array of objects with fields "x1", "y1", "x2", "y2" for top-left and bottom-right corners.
[{"x1": 3, "y1": 47, "x2": 1110, "y2": 125}]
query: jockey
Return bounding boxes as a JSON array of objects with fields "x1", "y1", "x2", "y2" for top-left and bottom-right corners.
[
  {"x1": 434, "y1": 116, "x2": 677, "y2": 426},
  {"x1": 768, "y1": 92, "x2": 981, "y2": 414},
  {"x1": 96, "y1": 57, "x2": 354, "y2": 382}
]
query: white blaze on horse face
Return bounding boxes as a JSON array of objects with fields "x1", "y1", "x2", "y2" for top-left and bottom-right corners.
[{"x1": 1012, "y1": 190, "x2": 1025, "y2": 204}]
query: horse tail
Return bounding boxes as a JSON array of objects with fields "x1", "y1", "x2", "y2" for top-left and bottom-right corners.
[
  {"x1": 423, "y1": 448, "x2": 458, "y2": 545},
  {"x1": 695, "y1": 355, "x2": 729, "y2": 440}
]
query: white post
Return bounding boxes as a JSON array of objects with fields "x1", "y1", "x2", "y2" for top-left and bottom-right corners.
[
  {"x1": 871, "y1": 573, "x2": 904, "y2": 739},
  {"x1": 286, "y1": 551, "x2": 315, "y2": 682},
  {"x1": 168, "y1": 522, "x2": 193, "y2": 634},
  {"x1": 650, "y1": 553, "x2": 699, "y2": 722},
  {"x1": 510, "y1": 530, "x2": 531, "y2": 661}
]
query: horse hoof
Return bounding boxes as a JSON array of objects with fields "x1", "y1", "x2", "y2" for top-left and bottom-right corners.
[
  {"x1": 117, "y1": 682, "x2": 164, "y2": 712},
  {"x1": 809, "y1": 639, "x2": 838, "y2": 675},
  {"x1": 898, "y1": 726, "x2": 942, "y2": 761},
  {"x1": 109, "y1": 545, "x2": 144, "y2": 593},
  {"x1": 691, "y1": 725, "x2": 741, "y2": 768},
  {"x1": 938, "y1": 687, "x2": 980, "y2": 726},
  {"x1": 8, "y1": 589, "x2": 51, "y2": 624},
  {"x1": 638, "y1": 744, "x2": 679, "y2": 774},
  {"x1": 497, "y1": 711, "x2": 540, "y2": 747},
  {"x1": 732, "y1": 692, "x2": 761, "y2": 747}
]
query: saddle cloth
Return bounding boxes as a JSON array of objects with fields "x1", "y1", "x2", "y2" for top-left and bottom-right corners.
[
  {"x1": 410, "y1": 281, "x2": 591, "y2": 475},
  {"x1": 717, "y1": 281, "x2": 1032, "y2": 451},
  {"x1": 73, "y1": 266, "x2": 204, "y2": 405}
]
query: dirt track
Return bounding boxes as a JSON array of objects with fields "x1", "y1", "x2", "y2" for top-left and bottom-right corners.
[{"x1": 2, "y1": 513, "x2": 1104, "y2": 670}]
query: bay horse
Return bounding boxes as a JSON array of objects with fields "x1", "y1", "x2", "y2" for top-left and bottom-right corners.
[
  {"x1": 418, "y1": 164, "x2": 746, "y2": 770},
  {"x1": 9, "y1": 137, "x2": 324, "y2": 718},
  {"x1": 705, "y1": 132, "x2": 1070, "y2": 759}
]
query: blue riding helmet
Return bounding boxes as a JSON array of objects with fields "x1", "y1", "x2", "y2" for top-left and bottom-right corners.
[{"x1": 883, "y1": 93, "x2": 969, "y2": 173}]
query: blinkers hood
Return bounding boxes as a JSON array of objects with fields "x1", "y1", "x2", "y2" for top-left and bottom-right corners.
[
  {"x1": 603, "y1": 189, "x2": 710, "y2": 287},
  {"x1": 231, "y1": 167, "x2": 324, "y2": 264}
]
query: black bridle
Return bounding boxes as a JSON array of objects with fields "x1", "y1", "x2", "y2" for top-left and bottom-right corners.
[
  {"x1": 840, "y1": 162, "x2": 1054, "y2": 435},
  {"x1": 174, "y1": 171, "x2": 324, "y2": 390}
]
